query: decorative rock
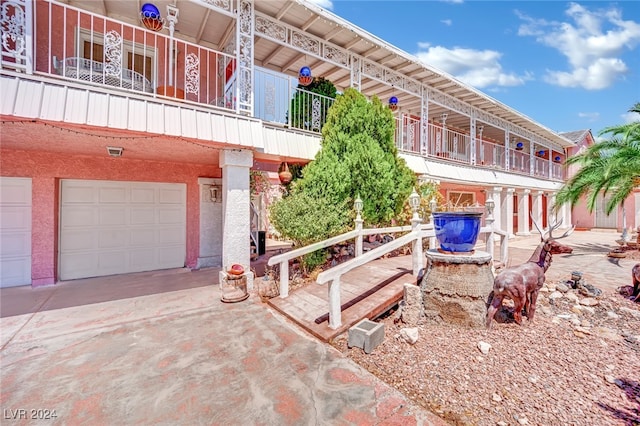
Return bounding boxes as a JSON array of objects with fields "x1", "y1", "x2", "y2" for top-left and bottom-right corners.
[
  {"x1": 580, "y1": 319, "x2": 592, "y2": 328},
  {"x1": 549, "y1": 291, "x2": 563, "y2": 300},
  {"x1": 580, "y1": 297, "x2": 599, "y2": 306},
  {"x1": 477, "y1": 341, "x2": 492, "y2": 355},
  {"x1": 620, "y1": 307, "x2": 640, "y2": 319},
  {"x1": 400, "y1": 327, "x2": 419, "y2": 344},
  {"x1": 421, "y1": 250, "x2": 494, "y2": 328},
  {"x1": 581, "y1": 306, "x2": 595, "y2": 315},
  {"x1": 607, "y1": 311, "x2": 621, "y2": 320},
  {"x1": 604, "y1": 374, "x2": 616, "y2": 384},
  {"x1": 574, "y1": 326, "x2": 592, "y2": 335},
  {"x1": 540, "y1": 306, "x2": 552, "y2": 316},
  {"x1": 401, "y1": 283, "x2": 424, "y2": 326},
  {"x1": 592, "y1": 327, "x2": 620, "y2": 340},
  {"x1": 556, "y1": 282, "x2": 570, "y2": 293},
  {"x1": 565, "y1": 292, "x2": 580, "y2": 303},
  {"x1": 492, "y1": 393, "x2": 503, "y2": 402},
  {"x1": 570, "y1": 305, "x2": 582, "y2": 315},
  {"x1": 528, "y1": 375, "x2": 539, "y2": 384}
]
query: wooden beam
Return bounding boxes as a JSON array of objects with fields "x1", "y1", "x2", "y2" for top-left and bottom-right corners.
[
  {"x1": 301, "y1": 15, "x2": 320, "y2": 31},
  {"x1": 194, "y1": 9, "x2": 211, "y2": 45},
  {"x1": 262, "y1": 45, "x2": 286, "y2": 68},
  {"x1": 343, "y1": 37, "x2": 362, "y2": 50},
  {"x1": 324, "y1": 26, "x2": 344, "y2": 42},
  {"x1": 282, "y1": 53, "x2": 305, "y2": 74},
  {"x1": 275, "y1": 2, "x2": 294, "y2": 20}
]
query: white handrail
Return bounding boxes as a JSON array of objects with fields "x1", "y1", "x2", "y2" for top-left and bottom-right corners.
[
  {"x1": 267, "y1": 229, "x2": 359, "y2": 298},
  {"x1": 316, "y1": 229, "x2": 425, "y2": 285}
]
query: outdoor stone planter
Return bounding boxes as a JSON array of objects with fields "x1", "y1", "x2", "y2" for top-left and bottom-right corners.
[{"x1": 432, "y1": 211, "x2": 483, "y2": 253}]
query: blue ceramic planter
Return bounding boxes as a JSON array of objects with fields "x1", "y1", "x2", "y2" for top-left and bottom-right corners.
[{"x1": 433, "y1": 212, "x2": 483, "y2": 253}]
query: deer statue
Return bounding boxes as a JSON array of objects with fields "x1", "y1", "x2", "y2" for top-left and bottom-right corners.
[
  {"x1": 632, "y1": 264, "x2": 640, "y2": 302},
  {"x1": 486, "y1": 215, "x2": 574, "y2": 329}
]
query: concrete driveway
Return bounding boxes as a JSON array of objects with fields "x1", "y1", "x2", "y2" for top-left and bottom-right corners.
[{"x1": 1, "y1": 268, "x2": 446, "y2": 425}]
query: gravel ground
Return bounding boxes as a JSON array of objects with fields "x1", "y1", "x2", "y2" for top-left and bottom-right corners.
[{"x1": 332, "y1": 280, "x2": 640, "y2": 426}]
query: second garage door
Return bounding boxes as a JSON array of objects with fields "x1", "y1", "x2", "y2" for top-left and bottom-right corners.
[{"x1": 60, "y1": 180, "x2": 186, "y2": 280}]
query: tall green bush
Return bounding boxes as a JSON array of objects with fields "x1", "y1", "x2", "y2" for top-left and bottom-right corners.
[
  {"x1": 270, "y1": 87, "x2": 416, "y2": 261},
  {"x1": 297, "y1": 88, "x2": 416, "y2": 225}
]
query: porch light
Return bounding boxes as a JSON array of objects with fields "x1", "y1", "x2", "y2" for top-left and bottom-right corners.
[
  {"x1": 298, "y1": 66, "x2": 312, "y2": 86},
  {"x1": 409, "y1": 188, "x2": 420, "y2": 212},
  {"x1": 140, "y1": 3, "x2": 164, "y2": 32},
  {"x1": 354, "y1": 196, "x2": 363, "y2": 220},
  {"x1": 209, "y1": 184, "x2": 221, "y2": 203},
  {"x1": 388, "y1": 96, "x2": 398, "y2": 111}
]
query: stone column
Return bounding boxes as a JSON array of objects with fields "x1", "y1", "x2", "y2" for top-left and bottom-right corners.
[
  {"x1": 501, "y1": 188, "x2": 515, "y2": 238},
  {"x1": 531, "y1": 190, "x2": 544, "y2": 232},
  {"x1": 516, "y1": 189, "x2": 531, "y2": 236},
  {"x1": 219, "y1": 149, "x2": 253, "y2": 276}
]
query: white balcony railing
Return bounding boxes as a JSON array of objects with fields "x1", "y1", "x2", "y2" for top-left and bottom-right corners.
[
  {"x1": 510, "y1": 149, "x2": 531, "y2": 175},
  {"x1": 395, "y1": 115, "x2": 421, "y2": 154},
  {"x1": 0, "y1": 0, "x2": 566, "y2": 183}
]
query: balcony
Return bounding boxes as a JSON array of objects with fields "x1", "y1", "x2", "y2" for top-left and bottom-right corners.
[{"x1": 1, "y1": 0, "x2": 565, "y2": 182}]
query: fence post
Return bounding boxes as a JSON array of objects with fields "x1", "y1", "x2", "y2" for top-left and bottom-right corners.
[
  {"x1": 328, "y1": 277, "x2": 342, "y2": 329},
  {"x1": 429, "y1": 197, "x2": 438, "y2": 249},
  {"x1": 485, "y1": 198, "x2": 495, "y2": 260},
  {"x1": 279, "y1": 260, "x2": 289, "y2": 298},
  {"x1": 354, "y1": 196, "x2": 363, "y2": 257},
  {"x1": 409, "y1": 189, "x2": 423, "y2": 276}
]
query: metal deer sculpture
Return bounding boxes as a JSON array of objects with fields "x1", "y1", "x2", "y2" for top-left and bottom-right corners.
[
  {"x1": 632, "y1": 263, "x2": 640, "y2": 302},
  {"x1": 486, "y1": 215, "x2": 575, "y2": 329}
]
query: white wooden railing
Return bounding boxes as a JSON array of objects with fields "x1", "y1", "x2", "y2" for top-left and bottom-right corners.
[{"x1": 267, "y1": 219, "x2": 508, "y2": 329}]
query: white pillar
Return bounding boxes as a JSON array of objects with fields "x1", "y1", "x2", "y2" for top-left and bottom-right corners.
[
  {"x1": 531, "y1": 190, "x2": 544, "y2": 232},
  {"x1": 485, "y1": 187, "x2": 502, "y2": 236},
  {"x1": 501, "y1": 188, "x2": 515, "y2": 238},
  {"x1": 516, "y1": 189, "x2": 531, "y2": 236},
  {"x1": 220, "y1": 149, "x2": 253, "y2": 276}
]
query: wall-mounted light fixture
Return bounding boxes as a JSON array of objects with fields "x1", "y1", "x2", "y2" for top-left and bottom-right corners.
[
  {"x1": 107, "y1": 146, "x2": 123, "y2": 157},
  {"x1": 209, "y1": 184, "x2": 221, "y2": 203}
]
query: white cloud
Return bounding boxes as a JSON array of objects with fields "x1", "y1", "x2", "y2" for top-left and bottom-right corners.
[
  {"x1": 414, "y1": 44, "x2": 530, "y2": 89},
  {"x1": 577, "y1": 112, "x2": 600, "y2": 122},
  {"x1": 622, "y1": 110, "x2": 640, "y2": 123},
  {"x1": 306, "y1": 0, "x2": 333, "y2": 10},
  {"x1": 517, "y1": 2, "x2": 640, "y2": 90},
  {"x1": 441, "y1": 19, "x2": 452, "y2": 26}
]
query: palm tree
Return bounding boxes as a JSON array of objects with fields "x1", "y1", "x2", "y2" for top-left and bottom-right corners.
[{"x1": 555, "y1": 102, "x2": 640, "y2": 215}]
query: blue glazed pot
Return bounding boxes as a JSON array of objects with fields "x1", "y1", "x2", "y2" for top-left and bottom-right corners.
[{"x1": 433, "y1": 212, "x2": 483, "y2": 253}]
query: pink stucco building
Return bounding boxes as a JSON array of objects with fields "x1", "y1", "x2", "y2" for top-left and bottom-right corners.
[
  {"x1": 2, "y1": 0, "x2": 582, "y2": 288},
  {"x1": 561, "y1": 130, "x2": 639, "y2": 232}
]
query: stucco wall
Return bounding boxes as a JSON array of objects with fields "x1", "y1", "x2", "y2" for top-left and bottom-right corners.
[{"x1": 1, "y1": 149, "x2": 218, "y2": 285}]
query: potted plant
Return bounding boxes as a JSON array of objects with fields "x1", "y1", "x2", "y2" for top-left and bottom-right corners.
[{"x1": 432, "y1": 196, "x2": 484, "y2": 253}]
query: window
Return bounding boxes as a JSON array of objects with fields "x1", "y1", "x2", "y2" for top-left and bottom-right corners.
[
  {"x1": 447, "y1": 191, "x2": 475, "y2": 208},
  {"x1": 78, "y1": 28, "x2": 156, "y2": 86}
]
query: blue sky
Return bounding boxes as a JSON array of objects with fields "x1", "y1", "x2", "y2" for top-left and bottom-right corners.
[{"x1": 308, "y1": 0, "x2": 640, "y2": 137}]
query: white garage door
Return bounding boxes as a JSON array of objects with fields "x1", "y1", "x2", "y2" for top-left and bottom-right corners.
[
  {"x1": 0, "y1": 177, "x2": 32, "y2": 287},
  {"x1": 60, "y1": 180, "x2": 186, "y2": 280}
]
